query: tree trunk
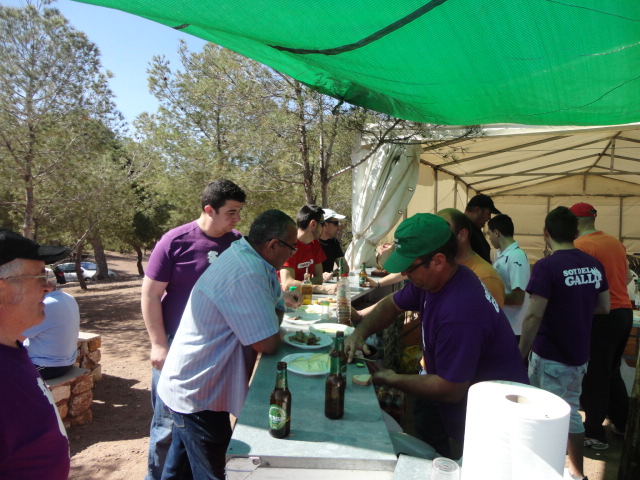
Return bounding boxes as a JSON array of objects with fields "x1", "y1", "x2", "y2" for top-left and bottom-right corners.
[
  {"x1": 131, "y1": 243, "x2": 145, "y2": 276},
  {"x1": 75, "y1": 242, "x2": 88, "y2": 291},
  {"x1": 618, "y1": 354, "x2": 640, "y2": 480},
  {"x1": 90, "y1": 233, "x2": 108, "y2": 280}
]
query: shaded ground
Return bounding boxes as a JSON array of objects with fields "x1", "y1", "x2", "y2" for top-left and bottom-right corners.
[{"x1": 62, "y1": 251, "x2": 627, "y2": 479}]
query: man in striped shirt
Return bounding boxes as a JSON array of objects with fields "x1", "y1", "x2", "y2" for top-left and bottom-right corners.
[{"x1": 157, "y1": 210, "x2": 300, "y2": 479}]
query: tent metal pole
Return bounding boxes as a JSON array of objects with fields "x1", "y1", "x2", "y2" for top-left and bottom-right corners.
[
  {"x1": 619, "y1": 197, "x2": 623, "y2": 241},
  {"x1": 433, "y1": 169, "x2": 438, "y2": 213}
]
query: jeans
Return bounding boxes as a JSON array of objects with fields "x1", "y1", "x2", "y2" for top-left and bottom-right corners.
[
  {"x1": 529, "y1": 352, "x2": 587, "y2": 434},
  {"x1": 581, "y1": 309, "x2": 633, "y2": 441},
  {"x1": 161, "y1": 410, "x2": 232, "y2": 480},
  {"x1": 146, "y1": 335, "x2": 174, "y2": 480}
]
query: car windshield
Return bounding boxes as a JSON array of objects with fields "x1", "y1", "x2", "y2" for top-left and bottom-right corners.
[{"x1": 81, "y1": 262, "x2": 97, "y2": 270}]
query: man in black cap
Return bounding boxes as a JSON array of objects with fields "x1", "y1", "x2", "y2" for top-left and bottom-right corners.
[
  {"x1": 0, "y1": 228, "x2": 71, "y2": 480},
  {"x1": 464, "y1": 194, "x2": 501, "y2": 263}
]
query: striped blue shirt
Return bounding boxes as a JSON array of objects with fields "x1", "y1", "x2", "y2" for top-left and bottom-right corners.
[{"x1": 158, "y1": 237, "x2": 283, "y2": 417}]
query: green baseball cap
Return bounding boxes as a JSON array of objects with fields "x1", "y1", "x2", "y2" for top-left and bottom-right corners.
[{"x1": 384, "y1": 214, "x2": 452, "y2": 273}]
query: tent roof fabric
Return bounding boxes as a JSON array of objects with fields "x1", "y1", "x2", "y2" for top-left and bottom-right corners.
[
  {"x1": 77, "y1": 0, "x2": 640, "y2": 126},
  {"x1": 419, "y1": 123, "x2": 640, "y2": 197}
]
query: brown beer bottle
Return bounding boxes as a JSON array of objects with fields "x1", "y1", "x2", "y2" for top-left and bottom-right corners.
[
  {"x1": 330, "y1": 331, "x2": 347, "y2": 379},
  {"x1": 324, "y1": 350, "x2": 345, "y2": 419},
  {"x1": 269, "y1": 362, "x2": 291, "y2": 438}
]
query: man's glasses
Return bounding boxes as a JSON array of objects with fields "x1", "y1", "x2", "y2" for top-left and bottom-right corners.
[
  {"x1": 3, "y1": 270, "x2": 52, "y2": 286},
  {"x1": 404, "y1": 256, "x2": 433, "y2": 274},
  {"x1": 276, "y1": 239, "x2": 298, "y2": 254},
  {"x1": 325, "y1": 220, "x2": 340, "y2": 226}
]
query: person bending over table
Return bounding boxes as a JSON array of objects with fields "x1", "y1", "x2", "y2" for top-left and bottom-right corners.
[{"x1": 344, "y1": 213, "x2": 528, "y2": 456}]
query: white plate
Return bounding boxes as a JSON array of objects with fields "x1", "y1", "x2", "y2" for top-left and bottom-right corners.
[
  {"x1": 283, "y1": 332, "x2": 332, "y2": 350},
  {"x1": 309, "y1": 323, "x2": 355, "y2": 337},
  {"x1": 283, "y1": 311, "x2": 323, "y2": 325},
  {"x1": 281, "y1": 353, "x2": 330, "y2": 376}
]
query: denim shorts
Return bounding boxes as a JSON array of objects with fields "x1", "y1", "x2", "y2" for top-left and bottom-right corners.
[{"x1": 528, "y1": 352, "x2": 587, "y2": 434}]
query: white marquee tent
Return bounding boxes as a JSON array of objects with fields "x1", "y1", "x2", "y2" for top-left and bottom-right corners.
[{"x1": 347, "y1": 123, "x2": 640, "y2": 268}]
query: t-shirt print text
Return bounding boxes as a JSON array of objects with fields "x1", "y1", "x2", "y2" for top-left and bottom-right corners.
[{"x1": 563, "y1": 267, "x2": 602, "y2": 288}]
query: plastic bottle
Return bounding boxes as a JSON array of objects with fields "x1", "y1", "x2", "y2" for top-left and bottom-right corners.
[
  {"x1": 337, "y1": 273, "x2": 351, "y2": 324},
  {"x1": 301, "y1": 273, "x2": 313, "y2": 305}
]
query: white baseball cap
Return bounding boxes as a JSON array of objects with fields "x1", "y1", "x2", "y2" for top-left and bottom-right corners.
[{"x1": 322, "y1": 208, "x2": 346, "y2": 220}]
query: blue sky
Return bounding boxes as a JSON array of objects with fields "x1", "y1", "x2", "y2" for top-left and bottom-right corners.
[{"x1": 2, "y1": 0, "x2": 208, "y2": 124}]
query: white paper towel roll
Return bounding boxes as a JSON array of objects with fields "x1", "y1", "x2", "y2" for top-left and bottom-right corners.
[{"x1": 461, "y1": 381, "x2": 570, "y2": 480}]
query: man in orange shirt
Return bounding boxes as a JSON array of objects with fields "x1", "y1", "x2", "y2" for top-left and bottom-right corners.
[{"x1": 571, "y1": 202, "x2": 633, "y2": 450}]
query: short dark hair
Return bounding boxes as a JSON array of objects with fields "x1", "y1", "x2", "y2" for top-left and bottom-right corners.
[
  {"x1": 201, "y1": 179, "x2": 246, "y2": 212},
  {"x1": 545, "y1": 206, "x2": 577, "y2": 243},
  {"x1": 296, "y1": 204, "x2": 324, "y2": 230},
  {"x1": 439, "y1": 208, "x2": 473, "y2": 235},
  {"x1": 422, "y1": 231, "x2": 458, "y2": 265},
  {"x1": 248, "y1": 210, "x2": 295, "y2": 246},
  {"x1": 487, "y1": 214, "x2": 514, "y2": 237}
]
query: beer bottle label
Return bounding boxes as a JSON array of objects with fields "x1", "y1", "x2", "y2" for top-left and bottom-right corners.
[{"x1": 268, "y1": 404, "x2": 287, "y2": 430}]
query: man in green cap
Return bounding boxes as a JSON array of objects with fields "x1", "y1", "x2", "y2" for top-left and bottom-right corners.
[{"x1": 345, "y1": 213, "x2": 527, "y2": 456}]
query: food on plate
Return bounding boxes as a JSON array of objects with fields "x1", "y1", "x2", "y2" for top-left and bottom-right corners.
[
  {"x1": 352, "y1": 374, "x2": 372, "y2": 386},
  {"x1": 289, "y1": 331, "x2": 320, "y2": 346},
  {"x1": 314, "y1": 297, "x2": 336, "y2": 304},
  {"x1": 289, "y1": 353, "x2": 329, "y2": 373}
]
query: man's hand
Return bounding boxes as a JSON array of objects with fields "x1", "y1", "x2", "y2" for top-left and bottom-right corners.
[
  {"x1": 150, "y1": 343, "x2": 169, "y2": 370},
  {"x1": 372, "y1": 368, "x2": 396, "y2": 386},
  {"x1": 344, "y1": 330, "x2": 370, "y2": 362},
  {"x1": 322, "y1": 271, "x2": 334, "y2": 282},
  {"x1": 283, "y1": 288, "x2": 302, "y2": 309}
]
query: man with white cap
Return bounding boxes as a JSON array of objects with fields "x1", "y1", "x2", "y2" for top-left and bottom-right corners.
[
  {"x1": 570, "y1": 202, "x2": 633, "y2": 451},
  {"x1": 319, "y1": 208, "x2": 350, "y2": 281},
  {"x1": 0, "y1": 228, "x2": 71, "y2": 479}
]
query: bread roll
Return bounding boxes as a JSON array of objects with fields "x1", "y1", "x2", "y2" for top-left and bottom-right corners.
[{"x1": 352, "y1": 373, "x2": 372, "y2": 386}]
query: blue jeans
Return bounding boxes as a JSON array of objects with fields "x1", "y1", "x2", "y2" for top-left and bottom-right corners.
[
  {"x1": 146, "y1": 335, "x2": 174, "y2": 480},
  {"x1": 161, "y1": 410, "x2": 232, "y2": 480},
  {"x1": 529, "y1": 352, "x2": 587, "y2": 434}
]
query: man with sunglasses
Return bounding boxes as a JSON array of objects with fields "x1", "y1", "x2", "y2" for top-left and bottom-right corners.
[
  {"x1": 319, "y1": 208, "x2": 350, "y2": 281},
  {"x1": 344, "y1": 214, "x2": 527, "y2": 456},
  {"x1": 280, "y1": 204, "x2": 337, "y2": 294},
  {"x1": 0, "y1": 228, "x2": 71, "y2": 480}
]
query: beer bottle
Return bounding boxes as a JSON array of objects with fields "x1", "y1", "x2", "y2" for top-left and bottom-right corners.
[
  {"x1": 325, "y1": 350, "x2": 345, "y2": 419},
  {"x1": 338, "y1": 258, "x2": 344, "y2": 278},
  {"x1": 301, "y1": 272, "x2": 313, "y2": 305},
  {"x1": 330, "y1": 331, "x2": 347, "y2": 379},
  {"x1": 359, "y1": 263, "x2": 367, "y2": 287},
  {"x1": 269, "y1": 362, "x2": 291, "y2": 438}
]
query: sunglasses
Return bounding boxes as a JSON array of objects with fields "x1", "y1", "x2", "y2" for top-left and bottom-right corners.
[{"x1": 325, "y1": 220, "x2": 340, "y2": 226}]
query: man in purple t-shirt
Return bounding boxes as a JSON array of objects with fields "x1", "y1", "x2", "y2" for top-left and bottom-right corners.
[
  {"x1": 344, "y1": 214, "x2": 528, "y2": 455},
  {"x1": 0, "y1": 228, "x2": 72, "y2": 480},
  {"x1": 519, "y1": 206, "x2": 610, "y2": 480},
  {"x1": 141, "y1": 179, "x2": 246, "y2": 480}
]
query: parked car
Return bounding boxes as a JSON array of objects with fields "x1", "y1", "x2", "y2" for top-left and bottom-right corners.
[{"x1": 56, "y1": 262, "x2": 116, "y2": 281}]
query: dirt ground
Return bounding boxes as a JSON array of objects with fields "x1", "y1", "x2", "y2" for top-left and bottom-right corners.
[
  {"x1": 61, "y1": 251, "x2": 150, "y2": 480},
  {"x1": 61, "y1": 251, "x2": 626, "y2": 480}
]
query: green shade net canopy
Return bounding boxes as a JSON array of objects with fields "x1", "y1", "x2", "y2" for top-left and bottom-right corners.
[{"x1": 76, "y1": 0, "x2": 640, "y2": 126}]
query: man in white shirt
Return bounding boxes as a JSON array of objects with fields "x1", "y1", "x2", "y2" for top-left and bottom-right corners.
[{"x1": 487, "y1": 214, "x2": 530, "y2": 341}]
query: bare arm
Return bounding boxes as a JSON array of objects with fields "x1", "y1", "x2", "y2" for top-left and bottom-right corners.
[
  {"x1": 141, "y1": 276, "x2": 170, "y2": 370},
  {"x1": 373, "y1": 369, "x2": 470, "y2": 403},
  {"x1": 279, "y1": 267, "x2": 300, "y2": 291},
  {"x1": 594, "y1": 290, "x2": 610, "y2": 315},
  {"x1": 518, "y1": 293, "x2": 548, "y2": 360},
  {"x1": 367, "y1": 272, "x2": 406, "y2": 289},
  {"x1": 504, "y1": 287, "x2": 525, "y2": 306},
  {"x1": 252, "y1": 332, "x2": 280, "y2": 354},
  {"x1": 345, "y1": 294, "x2": 402, "y2": 362}
]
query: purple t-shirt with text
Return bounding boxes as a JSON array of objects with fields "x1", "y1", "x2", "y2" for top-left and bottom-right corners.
[
  {"x1": 0, "y1": 345, "x2": 70, "y2": 479},
  {"x1": 526, "y1": 249, "x2": 608, "y2": 366},
  {"x1": 145, "y1": 221, "x2": 242, "y2": 335},
  {"x1": 393, "y1": 265, "x2": 528, "y2": 443}
]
